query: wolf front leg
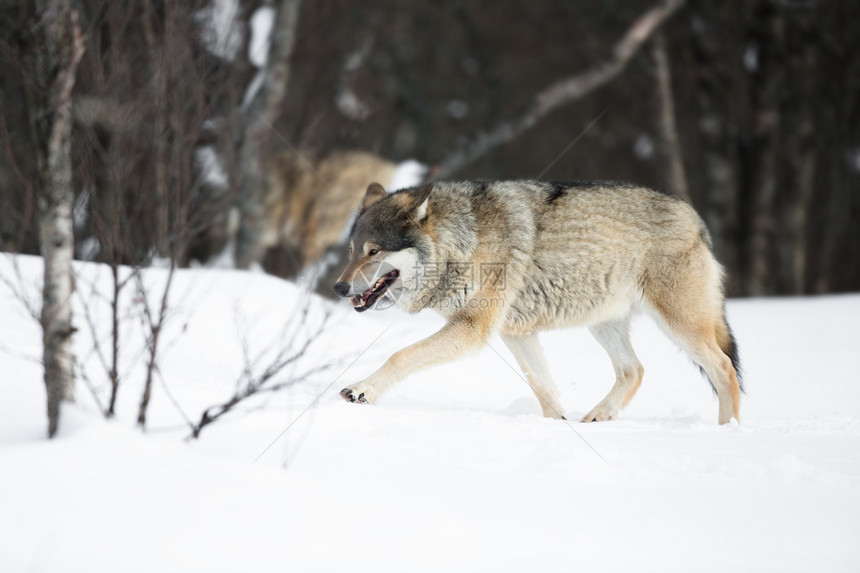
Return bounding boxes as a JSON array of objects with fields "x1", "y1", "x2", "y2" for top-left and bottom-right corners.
[
  {"x1": 500, "y1": 333, "x2": 566, "y2": 419},
  {"x1": 340, "y1": 311, "x2": 499, "y2": 405}
]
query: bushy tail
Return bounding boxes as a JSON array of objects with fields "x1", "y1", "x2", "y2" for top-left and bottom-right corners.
[{"x1": 715, "y1": 311, "x2": 743, "y2": 393}]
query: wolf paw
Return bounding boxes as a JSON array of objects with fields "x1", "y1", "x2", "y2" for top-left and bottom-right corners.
[
  {"x1": 581, "y1": 404, "x2": 617, "y2": 423},
  {"x1": 541, "y1": 406, "x2": 567, "y2": 420},
  {"x1": 340, "y1": 383, "x2": 376, "y2": 404}
]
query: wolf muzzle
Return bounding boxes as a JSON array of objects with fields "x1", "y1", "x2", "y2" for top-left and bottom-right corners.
[{"x1": 333, "y1": 281, "x2": 350, "y2": 297}]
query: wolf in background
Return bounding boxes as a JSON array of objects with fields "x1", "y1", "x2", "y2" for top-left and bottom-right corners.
[{"x1": 333, "y1": 180, "x2": 742, "y2": 424}]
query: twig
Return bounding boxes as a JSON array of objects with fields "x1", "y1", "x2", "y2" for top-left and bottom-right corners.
[
  {"x1": 154, "y1": 363, "x2": 195, "y2": 432},
  {"x1": 0, "y1": 254, "x2": 41, "y2": 322},
  {"x1": 135, "y1": 261, "x2": 176, "y2": 429},
  {"x1": 74, "y1": 358, "x2": 108, "y2": 417},
  {"x1": 188, "y1": 299, "x2": 348, "y2": 440}
]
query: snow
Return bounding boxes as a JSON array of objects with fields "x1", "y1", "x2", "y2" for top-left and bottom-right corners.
[
  {"x1": 335, "y1": 88, "x2": 371, "y2": 121},
  {"x1": 72, "y1": 187, "x2": 91, "y2": 231},
  {"x1": 196, "y1": 0, "x2": 242, "y2": 61},
  {"x1": 1, "y1": 254, "x2": 859, "y2": 572},
  {"x1": 194, "y1": 145, "x2": 229, "y2": 190},
  {"x1": 248, "y1": 6, "x2": 276, "y2": 68},
  {"x1": 75, "y1": 236, "x2": 100, "y2": 261},
  {"x1": 847, "y1": 147, "x2": 860, "y2": 173},
  {"x1": 241, "y1": 69, "x2": 265, "y2": 110},
  {"x1": 633, "y1": 133, "x2": 655, "y2": 160},
  {"x1": 389, "y1": 159, "x2": 428, "y2": 191},
  {"x1": 446, "y1": 99, "x2": 470, "y2": 120},
  {"x1": 744, "y1": 43, "x2": 759, "y2": 73},
  {"x1": 335, "y1": 39, "x2": 374, "y2": 121}
]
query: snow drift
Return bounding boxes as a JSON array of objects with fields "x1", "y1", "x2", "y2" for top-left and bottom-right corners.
[{"x1": 1, "y1": 255, "x2": 858, "y2": 572}]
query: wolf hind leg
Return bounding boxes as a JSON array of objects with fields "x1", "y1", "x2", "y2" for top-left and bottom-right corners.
[
  {"x1": 644, "y1": 244, "x2": 741, "y2": 424},
  {"x1": 582, "y1": 317, "x2": 644, "y2": 422},
  {"x1": 501, "y1": 333, "x2": 565, "y2": 419},
  {"x1": 656, "y1": 315, "x2": 741, "y2": 425}
]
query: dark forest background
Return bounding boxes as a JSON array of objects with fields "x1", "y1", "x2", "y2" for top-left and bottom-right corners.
[{"x1": 2, "y1": 0, "x2": 858, "y2": 298}]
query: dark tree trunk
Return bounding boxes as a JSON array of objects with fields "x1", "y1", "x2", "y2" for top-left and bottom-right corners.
[{"x1": 652, "y1": 31, "x2": 689, "y2": 203}]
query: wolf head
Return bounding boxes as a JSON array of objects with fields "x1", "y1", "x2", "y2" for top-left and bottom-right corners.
[{"x1": 333, "y1": 182, "x2": 432, "y2": 312}]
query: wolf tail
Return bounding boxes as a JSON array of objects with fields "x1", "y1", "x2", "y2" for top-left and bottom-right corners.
[{"x1": 714, "y1": 310, "x2": 743, "y2": 393}]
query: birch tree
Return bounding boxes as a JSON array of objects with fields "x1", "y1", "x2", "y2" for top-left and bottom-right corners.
[
  {"x1": 234, "y1": 0, "x2": 303, "y2": 269},
  {"x1": 33, "y1": 0, "x2": 85, "y2": 437}
]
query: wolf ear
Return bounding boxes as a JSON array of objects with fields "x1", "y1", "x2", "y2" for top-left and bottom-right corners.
[
  {"x1": 360, "y1": 182, "x2": 387, "y2": 211},
  {"x1": 408, "y1": 184, "x2": 432, "y2": 222}
]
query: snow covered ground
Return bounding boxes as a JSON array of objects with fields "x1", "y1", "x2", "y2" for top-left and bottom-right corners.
[{"x1": 1, "y1": 254, "x2": 859, "y2": 572}]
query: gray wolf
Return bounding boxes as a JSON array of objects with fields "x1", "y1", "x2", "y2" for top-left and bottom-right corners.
[
  {"x1": 259, "y1": 150, "x2": 397, "y2": 271},
  {"x1": 191, "y1": 150, "x2": 399, "y2": 273},
  {"x1": 333, "y1": 180, "x2": 742, "y2": 424}
]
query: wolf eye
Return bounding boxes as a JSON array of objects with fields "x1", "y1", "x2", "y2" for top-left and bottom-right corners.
[{"x1": 368, "y1": 248, "x2": 379, "y2": 256}]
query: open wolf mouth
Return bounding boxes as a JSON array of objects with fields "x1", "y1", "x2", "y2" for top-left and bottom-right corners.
[{"x1": 352, "y1": 269, "x2": 399, "y2": 312}]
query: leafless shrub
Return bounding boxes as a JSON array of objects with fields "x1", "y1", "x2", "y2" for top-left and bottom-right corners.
[{"x1": 188, "y1": 290, "x2": 347, "y2": 439}]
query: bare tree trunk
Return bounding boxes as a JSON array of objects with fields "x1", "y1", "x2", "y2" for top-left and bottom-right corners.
[
  {"x1": 748, "y1": 144, "x2": 777, "y2": 296},
  {"x1": 235, "y1": 0, "x2": 303, "y2": 269},
  {"x1": 434, "y1": 0, "x2": 685, "y2": 179},
  {"x1": 35, "y1": 1, "x2": 85, "y2": 438},
  {"x1": 652, "y1": 31, "x2": 689, "y2": 203},
  {"x1": 747, "y1": 8, "x2": 784, "y2": 297},
  {"x1": 783, "y1": 15, "x2": 818, "y2": 295},
  {"x1": 790, "y1": 139, "x2": 815, "y2": 294},
  {"x1": 684, "y1": 2, "x2": 741, "y2": 294},
  {"x1": 142, "y1": 0, "x2": 170, "y2": 255}
]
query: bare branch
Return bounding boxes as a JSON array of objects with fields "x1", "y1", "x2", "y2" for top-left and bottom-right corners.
[
  {"x1": 188, "y1": 297, "x2": 348, "y2": 440},
  {"x1": 0, "y1": 254, "x2": 42, "y2": 322},
  {"x1": 72, "y1": 264, "x2": 135, "y2": 417},
  {"x1": 154, "y1": 363, "x2": 195, "y2": 432},
  {"x1": 74, "y1": 358, "x2": 108, "y2": 417},
  {"x1": 135, "y1": 261, "x2": 177, "y2": 429},
  {"x1": 74, "y1": 272, "x2": 112, "y2": 381},
  {"x1": 434, "y1": 0, "x2": 686, "y2": 179}
]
